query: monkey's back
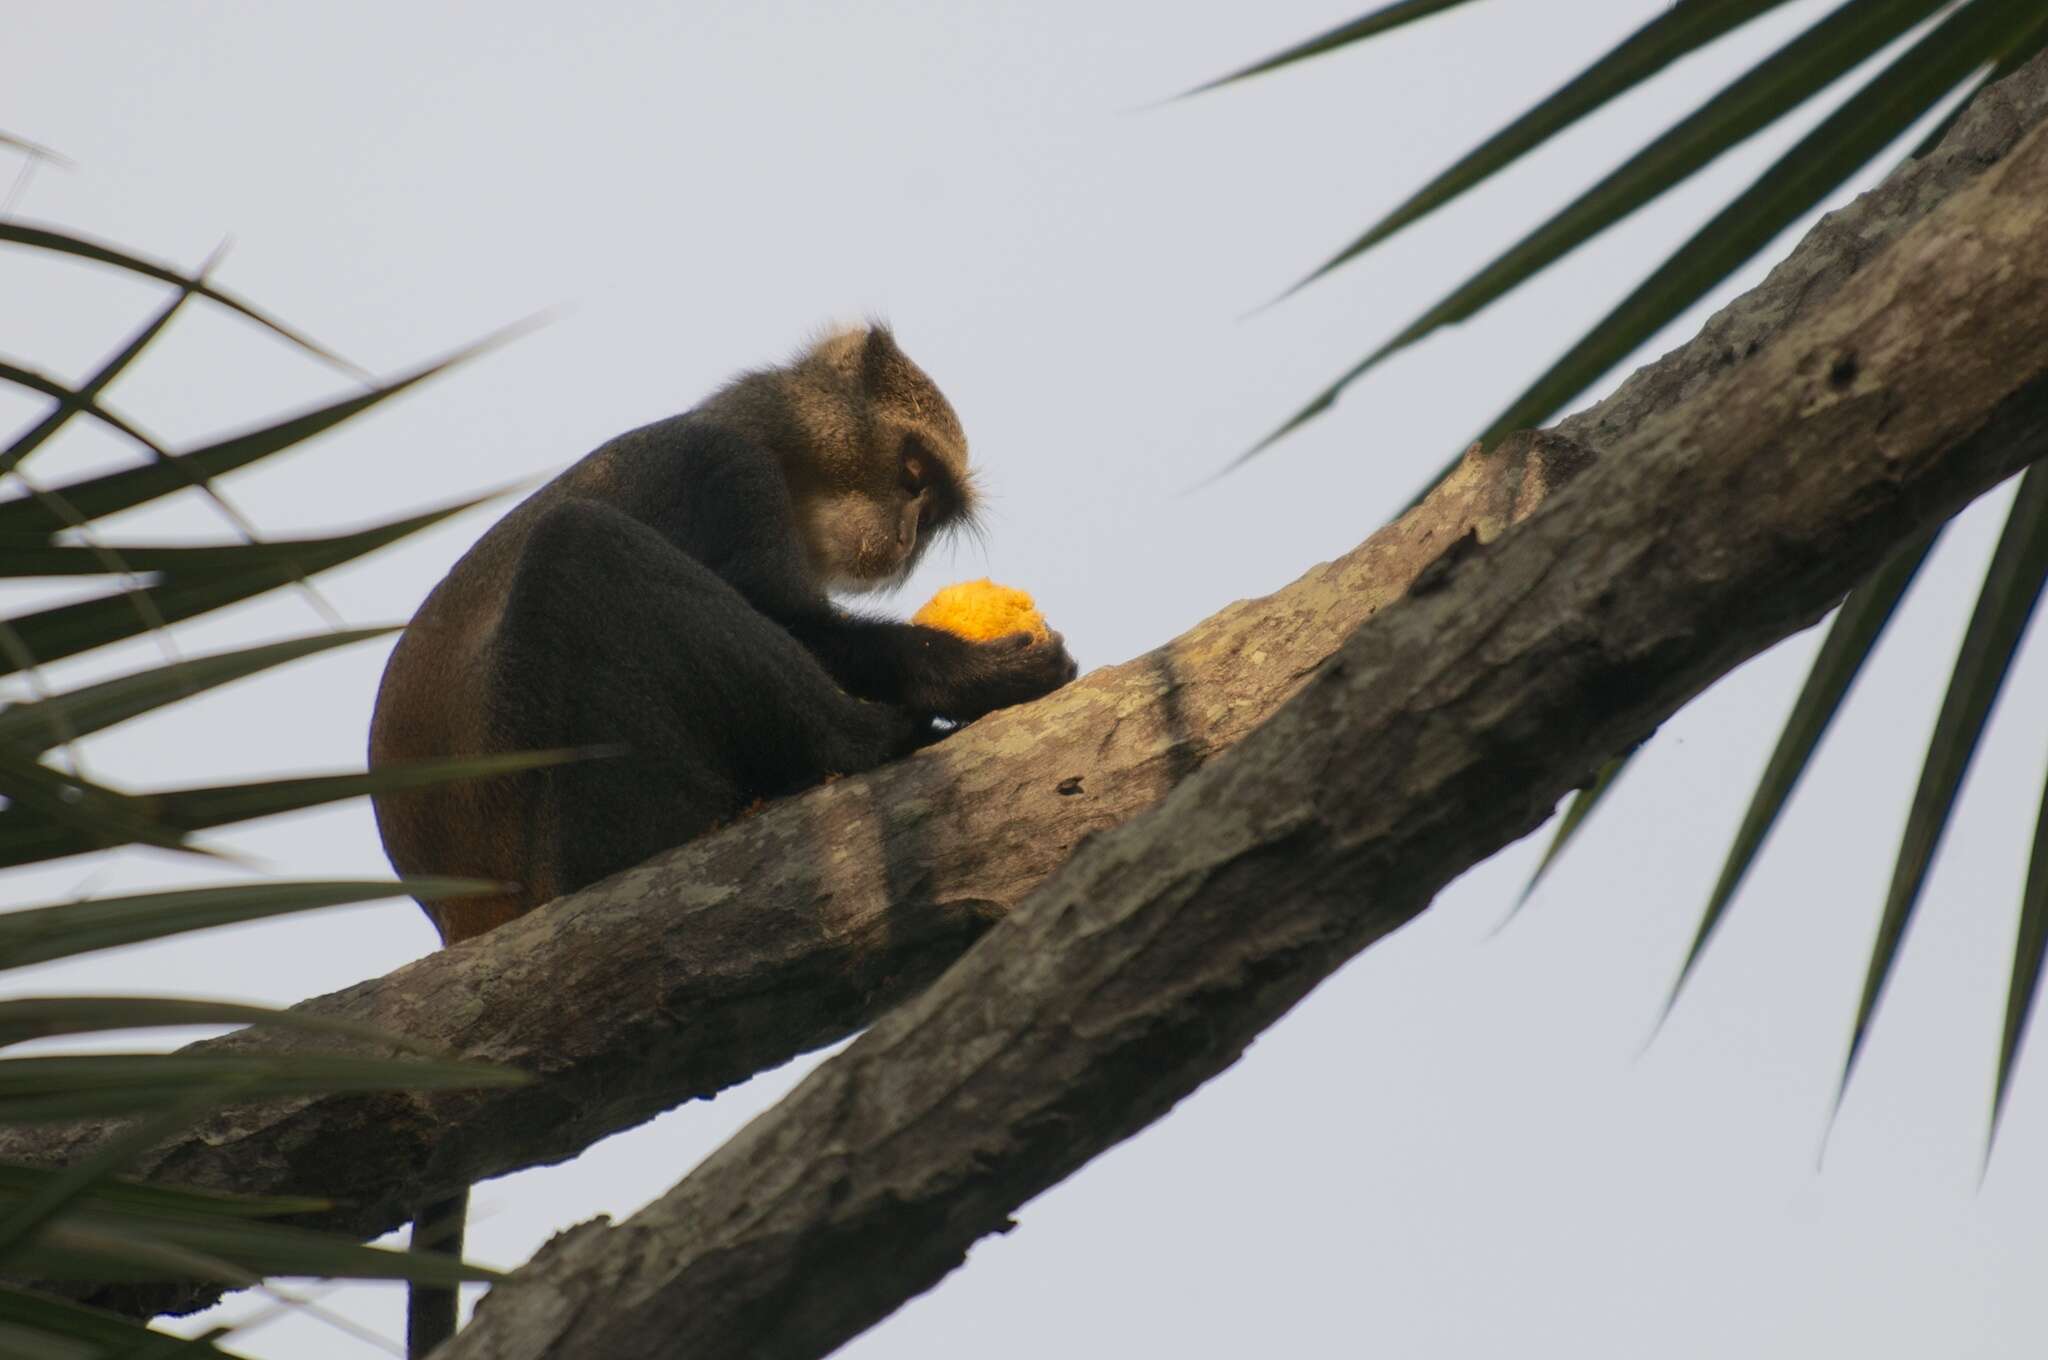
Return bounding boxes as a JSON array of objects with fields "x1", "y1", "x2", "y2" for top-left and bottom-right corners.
[
  {"x1": 367, "y1": 419, "x2": 712, "y2": 943},
  {"x1": 369, "y1": 485, "x2": 569, "y2": 944}
]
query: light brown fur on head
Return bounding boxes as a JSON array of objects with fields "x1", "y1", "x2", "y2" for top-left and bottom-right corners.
[{"x1": 701, "y1": 324, "x2": 977, "y2": 591}]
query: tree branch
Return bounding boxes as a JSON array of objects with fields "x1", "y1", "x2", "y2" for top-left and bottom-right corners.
[
  {"x1": 437, "y1": 67, "x2": 2048, "y2": 1360},
  {"x1": 2, "y1": 374, "x2": 1591, "y2": 1323},
  {"x1": 8, "y1": 47, "x2": 2047, "y2": 1328}
]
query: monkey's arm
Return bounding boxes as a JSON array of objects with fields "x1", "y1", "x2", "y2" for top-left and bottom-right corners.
[{"x1": 781, "y1": 612, "x2": 1076, "y2": 722}]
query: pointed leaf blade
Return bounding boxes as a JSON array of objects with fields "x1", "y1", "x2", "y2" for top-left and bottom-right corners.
[
  {"x1": 0, "y1": 748, "x2": 193, "y2": 858},
  {"x1": 1990, "y1": 764, "x2": 2048, "y2": 1160},
  {"x1": 0, "y1": 329, "x2": 519, "y2": 537},
  {"x1": 1905, "y1": 9, "x2": 2048, "y2": 163},
  {"x1": 0, "y1": 497, "x2": 485, "y2": 675},
  {"x1": 1, "y1": 263, "x2": 210, "y2": 480},
  {"x1": 1668, "y1": 529, "x2": 1941, "y2": 1010},
  {"x1": 0, "y1": 221, "x2": 353, "y2": 371},
  {"x1": 1185, "y1": 0, "x2": 1487, "y2": 95},
  {"x1": 1843, "y1": 463, "x2": 2048, "y2": 1096},
  {"x1": 0, "y1": 1285, "x2": 243, "y2": 1358},
  {"x1": 0, "y1": 878, "x2": 490, "y2": 971},
  {"x1": 1255, "y1": 0, "x2": 1980, "y2": 458},
  {"x1": 0, "y1": 628, "x2": 396, "y2": 754},
  {"x1": 0, "y1": 133, "x2": 69, "y2": 165},
  {"x1": 0, "y1": 534, "x2": 467, "y2": 578},
  {"x1": 1511, "y1": 753, "x2": 1631, "y2": 915},
  {"x1": 1292, "y1": 0, "x2": 1799, "y2": 292},
  {"x1": 26, "y1": 1215, "x2": 502, "y2": 1287},
  {"x1": 0, "y1": 1165, "x2": 327, "y2": 1222},
  {"x1": 0, "y1": 749, "x2": 597, "y2": 870},
  {"x1": 0, "y1": 1052, "x2": 527, "y2": 1124},
  {"x1": 0, "y1": 1094, "x2": 234, "y2": 1263},
  {"x1": 0, "y1": 359, "x2": 170, "y2": 456},
  {"x1": 1469, "y1": 0, "x2": 2030, "y2": 454},
  {"x1": 0, "y1": 996, "x2": 456, "y2": 1055}
]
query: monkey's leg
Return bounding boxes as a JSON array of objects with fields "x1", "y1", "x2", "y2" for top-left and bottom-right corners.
[
  {"x1": 497, "y1": 498, "x2": 930, "y2": 901},
  {"x1": 406, "y1": 1189, "x2": 466, "y2": 1359}
]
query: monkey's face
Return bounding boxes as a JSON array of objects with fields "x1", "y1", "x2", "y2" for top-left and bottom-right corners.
[
  {"x1": 799, "y1": 421, "x2": 972, "y2": 593},
  {"x1": 754, "y1": 324, "x2": 976, "y2": 594}
]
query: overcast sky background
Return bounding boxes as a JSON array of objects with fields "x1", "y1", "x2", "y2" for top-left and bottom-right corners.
[{"x1": 5, "y1": 2, "x2": 2046, "y2": 1356}]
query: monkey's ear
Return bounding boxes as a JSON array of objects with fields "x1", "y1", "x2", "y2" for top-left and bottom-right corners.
[{"x1": 858, "y1": 326, "x2": 913, "y2": 397}]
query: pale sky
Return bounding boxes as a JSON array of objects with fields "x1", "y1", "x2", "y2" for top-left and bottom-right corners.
[{"x1": 4, "y1": 3, "x2": 2045, "y2": 1357}]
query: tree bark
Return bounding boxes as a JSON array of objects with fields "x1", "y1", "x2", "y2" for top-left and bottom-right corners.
[
  {"x1": 435, "y1": 73, "x2": 2048, "y2": 1360},
  {"x1": 8, "y1": 44, "x2": 2047, "y2": 1330},
  {"x1": 8, "y1": 388, "x2": 1591, "y2": 1324}
]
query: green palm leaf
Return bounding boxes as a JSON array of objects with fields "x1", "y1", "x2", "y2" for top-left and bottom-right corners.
[
  {"x1": 1279, "y1": 0, "x2": 1800, "y2": 297},
  {"x1": 1840, "y1": 464, "x2": 2048, "y2": 1101},
  {"x1": 0, "y1": 132, "x2": 69, "y2": 165},
  {"x1": 0, "y1": 497, "x2": 487, "y2": 674},
  {"x1": 0, "y1": 1285, "x2": 244, "y2": 1359},
  {"x1": 0, "y1": 1165, "x2": 325, "y2": 1225},
  {"x1": 1220, "y1": 3, "x2": 2048, "y2": 1150},
  {"x1": 1667, "y1": 529, "x2": 1941, "y2": 1015},
  {"x1": 0, "y1": 748, "x2": 196, "y2": 859},
  {"x1": 1246, "y1": 0, "x2": 2028, "y2": 459},
  {"x1": 0, "y1": 534, "x2": 470, "y2": 578},
  {"x1": 1184, "y1": 0, "x2": 1489, "y2": 95},
  {"x1": 2, "y1": 256, "x2": 212, "y2": 480},
  {"x1": 0, "y1": 268, "x2": 365, "y2": 631},
  {"x1": 0, "y1": 1052, "x2": 526, "y2": 1124},
  {"x1": 0, "y1": 331, "x2": 516, "y2": 538},
  {"x1": 0, "y1": 359, "x2": 168, "y2": 455},
  {"x1": 1905, "y1": 14, "x2": 2048, "y2": 161},
  {"x1": 1509, "y1": 754, "x2": 1630, "y2": 918},
  {"x1": 0, "y1": 221, "x2": 355, "y2": 373},
  {"x1": 0, "y1": 996, "x2": 458, "y2": 1053},
  {"x1": 0, "y1": 629, "x2": 395, "y2": 755},
  {"x1": 0, "y1": 878, "x2": 491, "y2": 970},
  {"x1": 0, "y1": 217, "x2": 540, "y2": 1346},
  {"x1": 0, "y1": 749, "x2": 589, "y2": 870},
  {"x1": 1992, "y1": 769, "x2": 2048, "y2": 1160},
  {"x1": 1471, "y1": 0, "x2": 2048, "y2": 456},
  {"x1": 24, "y1": 1214, "x2": 502, "y2": 1288},
  {"x1": 0, "y1": 1093, "x2": 271, "y2": 1267}
]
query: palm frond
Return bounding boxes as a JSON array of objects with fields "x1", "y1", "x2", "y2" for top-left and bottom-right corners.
[
  {"x1": 1991, "y1": 769, "x2": 2048, "y2": 1160},
  {"x1": 0, "y1": 214, "x2": 540, "y2": 1345},
  {"x1": 0, "y1": 879, "x2": 490, "y2": 970},
  {"x1": 1278, "y1": 0, "x2": 1801, "y2": 297},
  {"x1": 1666, "y1": 528, "x2": 1941, "y2": 1014},
  {"x1": 1841, "y1": 464, "x2": 2048, "y2": 1102},
  {"x1": 1183, "y1": 0, "x2": 1489, "y2": 95},
  {"x1": 0, "y1": 222, "x2": 356, "y2": 373}
]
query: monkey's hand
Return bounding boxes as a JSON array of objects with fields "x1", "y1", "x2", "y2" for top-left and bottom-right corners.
[
  {"x1": 780, "y1": 612, "x2": 1077, "y2": 723},
  {"x1": 945, "y1": 629, "x2": 1078, "y2": 721}
]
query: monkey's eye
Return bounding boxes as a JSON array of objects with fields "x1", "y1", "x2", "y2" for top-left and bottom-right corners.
[{"x1": 900, "y1": 451, "x2": 929, "y2": 496}]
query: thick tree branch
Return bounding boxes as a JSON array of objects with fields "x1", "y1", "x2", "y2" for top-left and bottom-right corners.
[
  {"x1": 5, "y1": 391, "x2": 1589, "y2": 1323},
  {"x1": 436, "y1": 74, "x2": 2048, "y2": 1360},
  {"x1": 8, "y1": 47, "x2": 2047, "y2": 1326}
]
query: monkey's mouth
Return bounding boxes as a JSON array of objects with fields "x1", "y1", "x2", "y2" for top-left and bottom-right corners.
[{"x1": 833, "y1": 531, "x2": 921, "y2": 595}]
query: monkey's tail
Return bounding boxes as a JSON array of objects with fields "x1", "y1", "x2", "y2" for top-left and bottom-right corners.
[{"x1": 406, "y1": 1187, "x2": 469, "y2": 1359}]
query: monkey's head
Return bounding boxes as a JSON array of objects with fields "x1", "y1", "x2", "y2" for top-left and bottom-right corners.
[{"x1": 718, "y1": 325, "x2": 978, "y2": 593}]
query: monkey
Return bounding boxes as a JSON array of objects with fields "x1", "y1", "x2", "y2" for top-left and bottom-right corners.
[{"x1": 366, "y1": 324, "x2": 1074, "y2": 1357}]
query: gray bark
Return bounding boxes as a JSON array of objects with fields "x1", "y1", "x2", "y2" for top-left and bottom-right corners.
[
  {"x1": 4, "y1": 362, "x2": 1591, "y2": 1325},
  {"x1": 6, "y1": 44, "x2": 2046, "y2": 1332},
  {"x1": 437, "y1": 67, "x2": 2048, "y2": 1360}
]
